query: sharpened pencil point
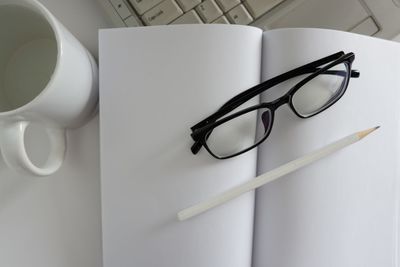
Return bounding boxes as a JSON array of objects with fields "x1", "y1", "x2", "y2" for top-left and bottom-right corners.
[{"x1": 357, "y1": 126, "x2": 380, "y2": 139}]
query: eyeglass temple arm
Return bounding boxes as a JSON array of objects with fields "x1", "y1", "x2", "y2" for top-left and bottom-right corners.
[
  {"x1": 191, "y1": 52, "x2": 346, "y2": 131},
  {"x1": 192, "y1": 51, "x2": 359, "y2": 132},
  {"x1": 209, "y1": 65, "x2": 358, "y2": 122}
]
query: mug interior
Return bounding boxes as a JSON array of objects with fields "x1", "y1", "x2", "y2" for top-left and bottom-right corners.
[{"x1": 0, "y1": 4, "x2": 57, "y2": 112}]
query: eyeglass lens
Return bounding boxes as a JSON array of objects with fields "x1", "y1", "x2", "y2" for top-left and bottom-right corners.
[
  {"x1": 205, "y1": 107, "x2": 272, "y2": 158},
  {"x1": 291, "y1": 62, "x2": 349, "y2": 116}
]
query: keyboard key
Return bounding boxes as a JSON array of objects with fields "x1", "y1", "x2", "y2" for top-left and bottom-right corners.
[
  {"x1": 196, "y1": 0, "x2": 223, "y2": 23},
  {"x1": 124, "y1": 15, "x2": 141, "y2": 26},
  {"x1": 216, "y1": 0, "x2": 240, "y2": 12},
  {"x1": 227, "y1": 4, "x2": 253, "y2": 24},
  {"x1": 110, "y1": 0, "x2": 132, "y2": 19},
  {"x1": 142, "y1": 0, "x2": 183, "y2": 25},
  {"x1": 244, "y1": 0, "x2": 284, "y2": 18},
  {"x1": 176, "y1": 0, "x2": 201, "y2": 12},
  {"x1": 172, "y1": 10, "x2": 203, "y2": 24},
  {"x1": 129, "y1": 0, "x2": 163, "y2": 15},
  {"x1": 351, "y1": 17, "x2": 379, "y2": 36},
  {"x1": 212, "y1": 16, "x2": 230, "y2": 24}
]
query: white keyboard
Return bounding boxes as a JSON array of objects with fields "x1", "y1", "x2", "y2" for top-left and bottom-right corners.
[
  {"x1": 100, "y1": 0, "x2": 285, "y2": 27},
  {"x1": 98, "y1": 0, "x2": 400, "y2": 40}
]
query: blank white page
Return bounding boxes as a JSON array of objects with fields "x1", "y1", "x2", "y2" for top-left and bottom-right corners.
[
  {"x1": 253, "y1": 28, "x2": 400, "y2": 267},
  {"x1": 99, "y1": 25, "x2": 262, "y2": 267}
]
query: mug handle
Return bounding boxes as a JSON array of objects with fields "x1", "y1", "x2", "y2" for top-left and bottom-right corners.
[{"x1": 0, "y1": 121, "x2": 66, "y2": 176}]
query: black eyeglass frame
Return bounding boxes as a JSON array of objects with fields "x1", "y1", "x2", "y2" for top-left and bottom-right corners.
[{"x1": 190, "y1": 51, "x2": 359, "y2": 159}]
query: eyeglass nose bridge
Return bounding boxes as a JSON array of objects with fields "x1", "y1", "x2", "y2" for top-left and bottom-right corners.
[{"x1": 270, "y1": 94, "x2": 291, "y2": 111}]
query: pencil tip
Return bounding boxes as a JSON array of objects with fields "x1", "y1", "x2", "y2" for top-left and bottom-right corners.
[
  {"x1": 357, "y1": 126, "x2": 380, "y2": 139},
  {"x1": 177, "y1": 211, "x2": 187, "y2": 221}
]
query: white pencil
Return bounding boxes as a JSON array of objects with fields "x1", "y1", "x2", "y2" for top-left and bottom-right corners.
[{"x1": 178, "y1": 126, "x2": 380, "y2": 221}]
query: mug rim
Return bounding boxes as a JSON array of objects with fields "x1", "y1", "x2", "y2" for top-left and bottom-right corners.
[{"x1": 0, "y1": 0, "x2": 62, "y2": 117}]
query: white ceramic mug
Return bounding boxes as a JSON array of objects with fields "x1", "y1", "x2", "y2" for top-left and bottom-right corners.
[{"x1": 0, "y1": 0, "x2": 98, "y2": 176}]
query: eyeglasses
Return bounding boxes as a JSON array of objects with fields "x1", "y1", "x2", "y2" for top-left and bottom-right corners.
[{"x1": 190, "y1": 51, "x2": 360, "y2": 159}]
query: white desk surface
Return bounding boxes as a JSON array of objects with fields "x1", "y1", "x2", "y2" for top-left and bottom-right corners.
[{"x1": 0, "y1": 1, "x2": 110, "y2": 266}]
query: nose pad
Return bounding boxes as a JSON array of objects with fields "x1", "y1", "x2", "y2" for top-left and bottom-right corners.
[{"x1": 261, "y1": 111, "x2": 271, "y2": 134}]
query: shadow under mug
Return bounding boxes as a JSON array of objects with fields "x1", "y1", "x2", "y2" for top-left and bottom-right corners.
[{"x1": 0, "y1": 0, "x2": 98, "y2": 176}]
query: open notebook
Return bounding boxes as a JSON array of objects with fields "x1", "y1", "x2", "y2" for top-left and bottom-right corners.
[{"x1": 99, "y1": 25, "x2": 400, "y2": 267}]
